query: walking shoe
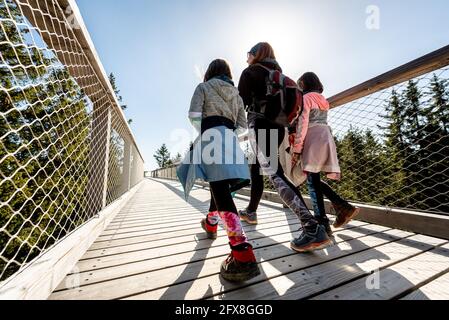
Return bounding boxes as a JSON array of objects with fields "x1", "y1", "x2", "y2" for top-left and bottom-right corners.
[
  {"x1": 295, "y1": 220, "x2": 333, "y2": 240},
  {"x1": 332, "y1": 203, "x2": 361, "y2": 228},
  {"x1": 221, "y1": 243, "x2": 261, "y2": 282},
  {"x1": 201, "y1": 218, "x2": 218, "y2": 240},
  {"x1": 323, "y1": 221, "x2": 333, "y2": 238},
  {"x1": 239, "y1": 209, "x2": 258, "y2": 225},
  {"x1": 317, "y1": 217, "x2": 333, "y2": 237},
  {"x1": 290, "y1": 225, "x2": 332, "y2": 253}
]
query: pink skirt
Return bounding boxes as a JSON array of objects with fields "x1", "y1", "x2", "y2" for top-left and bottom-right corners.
[{"x1": 302, "y1": 125, "x2": 341, "y2": 181}]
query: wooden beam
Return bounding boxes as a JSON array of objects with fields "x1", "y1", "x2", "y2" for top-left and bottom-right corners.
[
  {"x1": 314, "y1": 243, "x2": 449, "y2": 300},
  {"x1": 402, "y1": 272, "x2": 449, "y2": 300},
  {"x1": 328, "y1": 45, "x2": 449, "y2": 108}
]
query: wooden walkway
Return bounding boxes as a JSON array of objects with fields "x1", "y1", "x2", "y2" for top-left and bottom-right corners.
[{"x1": 49, "y1": 179, "x2": 449, "y2": 300}]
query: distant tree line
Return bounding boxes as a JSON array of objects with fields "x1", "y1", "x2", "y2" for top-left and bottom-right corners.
[{"x1": 329, "y1": 75, "x2": 449, "y2": 213}]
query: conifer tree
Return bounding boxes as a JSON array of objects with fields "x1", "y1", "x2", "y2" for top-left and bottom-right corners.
[
  {"x1": 377, "y1": 90, "x2": 411, "y2": 208},
  {"x1": 427, "y1": 74, "x2": 449, "y2": 134},
  {"x1": 154, "y1": 144, "x2": 172, "y2": 168},
  {"x1": 420, "y1": 74, "x2": 449, "y2": 212},
  {"x1": 109, "y1": 72, "x2": 132, "y2": 125}
]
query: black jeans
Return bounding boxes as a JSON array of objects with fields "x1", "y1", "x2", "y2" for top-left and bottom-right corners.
[
  {"x1": 307, "y1": 173, "x2": 346, "y2": 222},
  {"x1": 248, "y1": 163, "x2": 265, "y2": 212},
  {"x1": 248, "y1": 118, "x2": 318, "y2": 230},
  {"x1": 247, "y1": 117, "x2": 286, "y2": 212}
]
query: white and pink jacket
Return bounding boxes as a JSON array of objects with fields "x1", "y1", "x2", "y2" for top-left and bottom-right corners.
[
  {"x1": 293, "y1": 92, "x2": 330, "y2": 154},
  {"x1": 292, "y1": 92, "x2": 341, "y2": 181}
]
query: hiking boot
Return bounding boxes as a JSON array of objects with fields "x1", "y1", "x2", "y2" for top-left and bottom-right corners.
[
  {"x1": 221, "y1": 243, "x2": 261, "y2": 282},
  {"x1": 239, "y1": 209, "x2": 258, "y2": 225},
  {"x1": 291, "y1": 225, "x2": 332, "y2": 253},
  {"x1": 201, "y1": 218, "x2": 217, "y2": 240},
  {"x1": 332, "y1": 203, "x2": 360, "y2": 228}
]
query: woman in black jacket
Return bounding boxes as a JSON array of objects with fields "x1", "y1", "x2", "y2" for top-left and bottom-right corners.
[{"x1": 238, "y1": 42, "x2": 331, "y2": 253}]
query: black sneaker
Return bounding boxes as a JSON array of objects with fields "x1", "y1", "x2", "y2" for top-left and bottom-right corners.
[
  {"x1": 322, "y1": 222, "x2": 333, "y2": 238},
  {"x1": 239, "y1": 209, "x2": 258, "y2": 225},
  {"x1": 220, "y1": 244, "x2": 261, "y2": 282},
  {"x1": 317, "y1": 218, "x2": 333, "y2": 237},
  {"x1": 291, "y1": 225, "x2": 332, "y2": 253},
  {"x1": 295, "y1": 220, "x2": 333, "y2": 241}
]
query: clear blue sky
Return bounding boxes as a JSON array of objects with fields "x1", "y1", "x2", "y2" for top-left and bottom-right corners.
[{"x1": 76, "y1": 0, "x2": 449, "y2": 171}]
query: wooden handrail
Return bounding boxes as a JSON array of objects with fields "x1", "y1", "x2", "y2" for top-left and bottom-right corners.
[
  {"x1": 19, "y1": 0, "x2": 145, "y2": 162},
  {"x1": 328, "y1": 44, "x2": 449, "y2": 108}
]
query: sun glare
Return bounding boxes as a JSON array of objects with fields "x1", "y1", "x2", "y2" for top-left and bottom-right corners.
[{"x1": 231, "y1": 5, "x2": 310, "y2": 78}]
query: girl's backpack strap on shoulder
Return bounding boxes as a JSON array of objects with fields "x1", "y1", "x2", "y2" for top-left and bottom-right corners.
[{"x1": 253, "y1": 63, "x2": 272, "y2": 73}]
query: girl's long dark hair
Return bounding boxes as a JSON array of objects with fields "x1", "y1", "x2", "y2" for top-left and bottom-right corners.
[
  {"x1": 204, "y1": 59, "x2": 233, "y2": 82},
  {"x1": 298, "y1": 72, "x2": 324, "y2": 94}
]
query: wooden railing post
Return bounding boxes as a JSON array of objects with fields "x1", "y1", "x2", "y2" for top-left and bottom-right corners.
[
  {"x1": 102, "y1": 108, "x2": 112, "y2": 209},
  {"x1": 122, "y1": 139, "x2": 132, "y2": 194},
  {"x1": 86, "y1": 104, "x2": 110, "y2": 217}
]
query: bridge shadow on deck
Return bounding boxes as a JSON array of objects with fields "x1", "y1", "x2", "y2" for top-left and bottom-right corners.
[
  {"x1": 44, "y1": 179, "x2": 449, "y2": 300},
  {"x1": 150, "y1": 178, "x2": 297, "y2": 299},
  {"x1": 143, "y1": 179, "x2": 449, "y2": 300}
]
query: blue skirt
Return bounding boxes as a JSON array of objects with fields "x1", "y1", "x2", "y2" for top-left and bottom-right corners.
[{"x1": 177, "y1": 126, "x2": 250, "y2": 199}]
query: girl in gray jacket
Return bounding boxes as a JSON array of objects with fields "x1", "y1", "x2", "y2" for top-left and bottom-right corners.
[{"x1": 179, "y1": 59, "x2": 260, "y2": 282}]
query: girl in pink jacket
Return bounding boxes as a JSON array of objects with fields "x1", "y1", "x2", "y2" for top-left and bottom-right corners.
[{"x1": 292, "y1": 72, "x2": 360, "y2": 235}]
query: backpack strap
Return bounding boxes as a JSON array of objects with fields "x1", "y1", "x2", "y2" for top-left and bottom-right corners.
[{"x1": 253, "y1": 63, "x2": 273, "y2": 73}]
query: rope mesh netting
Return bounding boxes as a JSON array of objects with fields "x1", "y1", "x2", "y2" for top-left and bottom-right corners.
[
  {"x1": 0, "y1": 0, "x2": 143, "y2": 282},
  {"x1": 326, "y1": 66, "x2": 449, "y2": 215}
]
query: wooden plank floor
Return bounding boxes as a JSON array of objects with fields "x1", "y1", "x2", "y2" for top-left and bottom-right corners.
[{"x1": 49, "y1": 179, "x2": 449, "y2": 300}]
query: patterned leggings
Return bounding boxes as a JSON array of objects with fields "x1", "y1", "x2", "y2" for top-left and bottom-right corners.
[{"x1": 249, "y1": 118, "x2": 318, "y2": 231}]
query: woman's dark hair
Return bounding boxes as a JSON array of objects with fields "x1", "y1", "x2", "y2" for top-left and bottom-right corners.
[
  {"x1": 298, "y1": 72, "x2": 324, "y2": 94},
  {"x1": 204, "y1": 59, "x2": 233, "y2": 82},
  {"x1": 249, "y1": 42, "x2": 277, "y2": 65}
]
